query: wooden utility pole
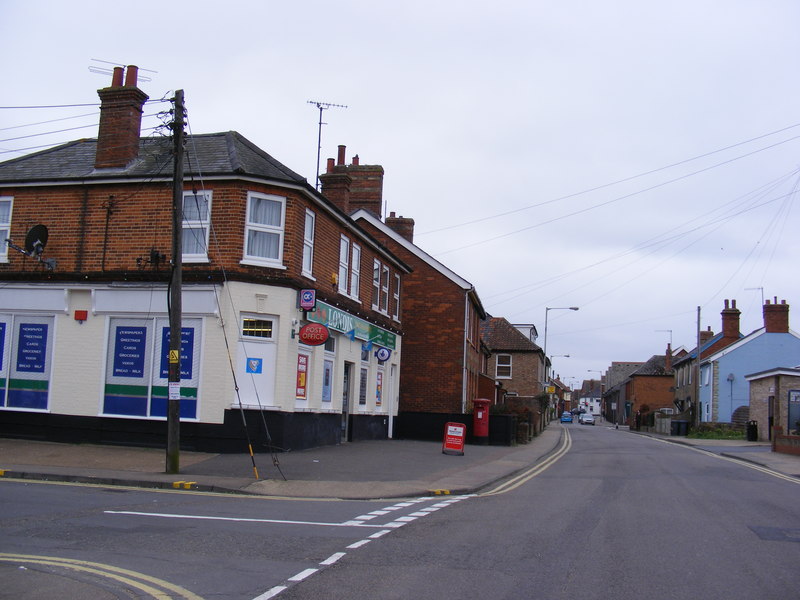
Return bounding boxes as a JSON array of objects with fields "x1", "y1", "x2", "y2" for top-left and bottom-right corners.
[
  {"x1": 166, "y1": 89, "x2": 185, "y2": 474},
  {"x1": 695, "y1": 305, "x2": 701, "y2": 429}
]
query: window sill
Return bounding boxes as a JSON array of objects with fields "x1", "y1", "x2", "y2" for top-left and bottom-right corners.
[{"x1": 240, "y1": 259, "x2": 287, "y2": 270}]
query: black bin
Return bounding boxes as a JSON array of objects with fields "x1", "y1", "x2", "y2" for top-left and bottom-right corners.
[
  {"x1": 746, "y1": 420, "x2": 758, "y2": 441},
  {"x1": 671, "y1": 420, "x2": 689, "y2": 436}
]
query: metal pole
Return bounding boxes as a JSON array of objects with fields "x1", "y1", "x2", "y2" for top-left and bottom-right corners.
[{"x1": 166, "y1": 89, "x2": 184, "y2": 474}]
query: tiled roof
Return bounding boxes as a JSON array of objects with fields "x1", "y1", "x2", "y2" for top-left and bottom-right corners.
[
  {"x1": 0, "y1": 132, "x2": 309, "y2": 186},
  {"x1": 480, "y1": 316, "x2": 541, "y2": 352}
]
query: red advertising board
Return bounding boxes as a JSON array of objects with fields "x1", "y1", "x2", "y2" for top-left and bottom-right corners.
[{"x1": 442, "y1": 422, "x2": 466, "y2": 456}]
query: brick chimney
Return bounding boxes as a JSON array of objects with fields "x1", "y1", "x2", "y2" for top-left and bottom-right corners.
[
  {"x1": 95, "y1": 65, "x2": 149, "y2": 169},
  {"x1": 318, "y1": 145, "x2": 383, "y2": 218},
  {"x1": 763, "y1": 297, "x2": 790, "y2": 333},
  {"x1": 665, "y1": 343, "x2": 672, "y2": 371},
  {"x1": 386, "y1": 211, "x2": 415, "y2": 243},
  {"x1": 318, "y1": 155, "x2": 352, "y2": 213},
  {"x1": 721, "y1": 299, "x2": 741, "y2": 341},
  {"x1": 699, "y1": 327, "x2": 714, "y2": 345}
]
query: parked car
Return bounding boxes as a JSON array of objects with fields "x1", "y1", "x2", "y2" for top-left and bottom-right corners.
[
  {"x1": 579, "y1": 413, "x2": 595, "y2": 425},
  {"x1": 560, "y1": 411, "x2": 573, "y2": 423}
]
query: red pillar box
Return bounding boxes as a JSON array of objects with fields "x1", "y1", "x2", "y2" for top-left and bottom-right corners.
[
  {"x1": 473, "y1": 398, "x2": 491, "y2": 445},
  {"x1": 442, "y1": 422, "x2": 466, "y2": 456}
]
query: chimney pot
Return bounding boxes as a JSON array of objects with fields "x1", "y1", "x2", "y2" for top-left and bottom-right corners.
[
  {"x1": 111, "y1": 66, "x2": 124, "y2": 87},
  {"x1": 124, "y1": 65, "x2": 139, "y2": 87},
  {"x1": 352, "y1": 154, "x2": 360, "y2": 165},
  {"x1": 337, "y1": 145, "x2": 346, "y2": 166},
  {"x1": 326, "y1": 158, "x2": 335, "y2": 173}
]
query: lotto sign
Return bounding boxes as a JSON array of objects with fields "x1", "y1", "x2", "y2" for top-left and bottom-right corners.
[
  {"x1": 299, "y1": 289, "x2": 316, "y2": 311},
  {"x1": 442, "y1": 422, "x2": 466, "y2": 456}
]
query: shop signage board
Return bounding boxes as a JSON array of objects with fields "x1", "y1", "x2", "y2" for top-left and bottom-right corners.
[
  {"x1": 442, "y1": 422, "x2": 466, "y2": 456},
  {"x1": 306, "y1": 300, "x2": 396, "y2": 350}
]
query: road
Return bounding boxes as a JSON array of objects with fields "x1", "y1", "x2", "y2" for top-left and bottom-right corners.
[{"x1": 2, "y1": 424, "x2": 798, "y2": 599}]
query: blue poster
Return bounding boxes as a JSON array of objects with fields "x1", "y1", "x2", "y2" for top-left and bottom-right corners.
[
  {"x1": 113, "y1": 326, "x2": 147, "y2": 378},
  {"x1": 0, "y1": 322, "x2": 5, "y2": 370},
  {"x1": 160, "y1": 327, "x2": 195, "y2": 379},
  {"x1": 16, "y1": 323, "x2": 48, "y2": 373}
]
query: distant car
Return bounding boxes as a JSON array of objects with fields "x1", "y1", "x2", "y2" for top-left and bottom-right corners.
[
  {"x1": 560, "y1": 411, "x2": 573, "y2": 423},
  {"x1": 579, "y1": 413, "x2": 595, "y2": 425}
]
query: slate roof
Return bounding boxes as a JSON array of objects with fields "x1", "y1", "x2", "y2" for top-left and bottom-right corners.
[
  {"x1": 0, "y1": 132, "x2": 310, "y2": 187},
  {"x1": 481, "y1": 316, "x2": 541, "y2": 352},
  {"x1": 632, "y1": 354, "x2": 672, "y2": 376}
]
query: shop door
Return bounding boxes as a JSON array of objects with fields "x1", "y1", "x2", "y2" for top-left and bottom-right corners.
[{"x1": 341, "y1": 362, "x2": 353, "y2": 441}]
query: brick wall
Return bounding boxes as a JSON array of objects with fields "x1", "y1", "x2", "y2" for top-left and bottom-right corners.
[
  {"x1": 357, "y1": 220, "x2": 482, "y2": 414},
  {"x1": 0, "y1": 179, "x2": 400, "y2": 333},
  {"x1": 626, "y1": 374, "x2": 674, "y2": 422}
]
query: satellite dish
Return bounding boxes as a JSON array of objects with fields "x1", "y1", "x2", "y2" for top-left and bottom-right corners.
[{"x1": 24, "y1": 224, "x2": 49, "y2": 256}]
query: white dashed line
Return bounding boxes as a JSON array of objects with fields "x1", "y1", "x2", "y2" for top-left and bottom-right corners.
[{"x1": 288, "y1": 568, "x2": 317, "y2": 582}]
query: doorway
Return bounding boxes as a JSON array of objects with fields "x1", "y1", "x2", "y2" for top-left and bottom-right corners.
[{"x1": 341, "y1": 362, "x2": 353, "y2": 442}]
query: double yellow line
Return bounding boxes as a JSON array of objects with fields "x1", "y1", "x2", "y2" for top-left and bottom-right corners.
[
  {"x1": 0, "y1": 553, "x2": 203, "y2": 600},
  {"x1": 480, "y1": 426, "x2": 572, "y2": 496}
]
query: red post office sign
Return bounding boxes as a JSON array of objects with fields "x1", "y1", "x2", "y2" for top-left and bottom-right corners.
[
  {"x1": 298, "y1": 322, "x2": 330, "y2": 346},
  {"x1": 442, "y1": 422, "x2": 466, "y2": 456}
]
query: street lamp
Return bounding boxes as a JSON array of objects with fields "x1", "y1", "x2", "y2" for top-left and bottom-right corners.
[
  {"x1": 543, "y1": 307, "x2": 578, "y2": 421},
  {"x1": 543, "y1": 307, "x2": 579, "y2": 377}
]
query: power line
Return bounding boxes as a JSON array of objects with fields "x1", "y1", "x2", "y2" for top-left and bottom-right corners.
[
  {"x1": 419, "y1": 122, "x2": 800, "y2": 237},
  {"x1": 433, "y1": 134, "x2": 800, "y2": 257}
]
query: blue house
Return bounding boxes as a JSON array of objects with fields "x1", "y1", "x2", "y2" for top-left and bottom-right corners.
[{"x1": 699, "y1": 298, "x2": 800, "y2": 424}]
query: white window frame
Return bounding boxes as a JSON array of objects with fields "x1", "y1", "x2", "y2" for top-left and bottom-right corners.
[
  {"x1": 242, "y1": 192, "x2": 285, "y2": 268},
  {"x1": 380, "y1": 265, "x2": 390, "y2": 313},
  {"x1": 496, "y1": 354, "x2": 512, "y2": 379},
  {"x1": 338, "y1": 235, "x2": 350, "y2": 294},
  {"x1": 372, "y1": 259, "x2": 381, "y2": 310},
  {"x1": 393, "y1": 273, "x2": 401, "y2": 321},
  {"x1": 302, "y1": 209, "x2": 315, "y2": 278},
  {"x1": 350, "y1": 243, "x2": 361, "y2": 300},
  {"x1": 182, "y1": 190, "x2": 211, "y2": 262},
  {"x1": 0, "y1": 197, "x2": 12, "y2": 263}
]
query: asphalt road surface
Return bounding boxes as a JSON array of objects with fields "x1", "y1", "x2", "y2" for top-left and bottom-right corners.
[{"x1": 1, "y1": 424, "x2": 798, "y2": 599}]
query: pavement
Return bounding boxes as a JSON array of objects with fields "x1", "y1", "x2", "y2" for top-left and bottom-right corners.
[{"x1": 1, "y1": 425, "x2": 799, "y2": 500}]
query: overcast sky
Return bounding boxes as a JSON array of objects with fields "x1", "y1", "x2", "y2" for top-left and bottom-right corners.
[{"x1": 2, "y1": 0, "x2": 800, "y2": 388}]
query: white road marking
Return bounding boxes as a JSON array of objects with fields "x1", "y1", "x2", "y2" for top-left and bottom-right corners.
[{"x1": 288, "y1": 568, "x2": 317, "y2": 582}]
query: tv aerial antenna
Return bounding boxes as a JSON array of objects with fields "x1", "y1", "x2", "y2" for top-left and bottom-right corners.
[
  {"x1": 307, "y1": 100, "x2": 347, "y2": 190},
  {"x1": 6, "y1": 224, "x2": 57, "y2": 270}
]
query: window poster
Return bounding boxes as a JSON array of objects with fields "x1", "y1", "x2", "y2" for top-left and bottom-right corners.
[
  {"x1": 375, "y1": 370, "x2": 383, "y2": 406},
  {"x1": 159, "y1": 326, "x2": 195, "y2": 379},
  {"x1": 296, "y1": 354, "x2": 308, "y2": 399},
  {"x1": 113, "y1": 326, "x2": 147, "y2": 378},
  {"x1": 17, "y1": 323, "x2": 48, "y2": 373}
]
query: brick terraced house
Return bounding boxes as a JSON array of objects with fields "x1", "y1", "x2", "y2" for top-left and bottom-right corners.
[{"x1": 346, "y1": 212, "x2": 487, "y2": 439}]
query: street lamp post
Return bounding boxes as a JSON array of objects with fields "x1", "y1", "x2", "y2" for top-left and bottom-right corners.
[
  {"x1": 543, "y1": 307, "x2": 579, "y2": 379},
  {"x1": 543, "y1": 306, "x2": 578, "y2": 420}
]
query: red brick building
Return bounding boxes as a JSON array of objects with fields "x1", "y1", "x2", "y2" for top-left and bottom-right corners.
[
  {"x1": 317, "y1": 151, "x2": 488, "y2": 437},
  {"x1": 0, "y1": 66, "x2": 407, "y2": 451}
]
